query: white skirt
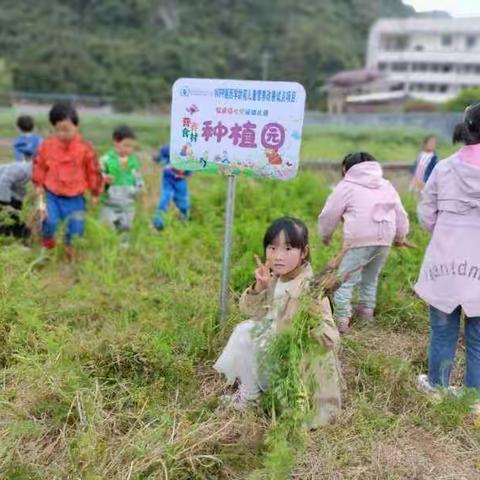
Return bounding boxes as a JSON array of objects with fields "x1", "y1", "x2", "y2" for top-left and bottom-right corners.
[{"x1": 213, "y1": 319, "x2": 273, "y2": 398}]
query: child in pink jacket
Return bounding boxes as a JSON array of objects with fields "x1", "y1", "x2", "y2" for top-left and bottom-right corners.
[
  {"x1": 416, "y1": 102, "x2": 480, "y2": 401},
  {"x1": 318, "y1": 152, "x2": 410, "y2": 334}
]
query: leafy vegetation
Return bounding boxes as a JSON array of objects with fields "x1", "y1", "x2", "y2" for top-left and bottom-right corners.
[
  {"x1": 0, "y1": 114, "x2": 479, "y2": 478},
  {"x1": 0, "y1": 0, "x2": 413, "y2": 109},
  {"x1": 443, "y1": 87, "x2": 480, "y2": 112}
]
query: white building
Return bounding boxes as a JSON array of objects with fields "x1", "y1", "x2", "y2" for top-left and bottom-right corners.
[{"x1": 367, "y1": 17, "x2": 480, "y2": 103}]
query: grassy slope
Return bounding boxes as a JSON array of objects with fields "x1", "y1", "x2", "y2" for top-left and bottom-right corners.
[{"x1": 0, "y1": 112, "x2": 478, "y2": 479}]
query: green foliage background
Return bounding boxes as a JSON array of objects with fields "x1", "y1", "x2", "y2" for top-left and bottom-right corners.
[{"x1": 0, "y1": 0, "x2": 413, "y2": 108}]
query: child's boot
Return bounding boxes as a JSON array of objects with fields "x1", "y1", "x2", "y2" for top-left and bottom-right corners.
[
  {"x1": 152, "y1": 213, "x2": 165, "y2": 231},
  {"x1": 356, "y1": 304, "x2": 374, "y2": 322},
  {"x1": 336, "y1": 317, "x2": 352, "y2": 335},
  {"x1": 179, "y1": 207, "x2": 189, "y2": 223},
  {"x1": 222, "y1": 383, "x2": 259, "y2": 411},
  {"x1": 42, "y1": 238, "x2": 56, "y2": 250}
]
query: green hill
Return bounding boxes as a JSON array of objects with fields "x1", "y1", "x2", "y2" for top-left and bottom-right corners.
[{"x1": 0, "y1": 0, "x2": 413, "y2": 109}]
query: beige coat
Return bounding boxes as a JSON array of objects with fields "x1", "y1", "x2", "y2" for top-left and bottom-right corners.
[{"x1": 239, "y1": 263, "x2": 342, "y2": 428}]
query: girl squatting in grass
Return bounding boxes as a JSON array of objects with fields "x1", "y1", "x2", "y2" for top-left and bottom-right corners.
[
  {"x1": 214, "y1": 217, "x2": 342, "y2": 427},
  {"x1": 318, "y1": 152, "x2": 410, "y2": 334},
  {"x1": 415, "y1": 101, "x2": 480, "y2": 404}
]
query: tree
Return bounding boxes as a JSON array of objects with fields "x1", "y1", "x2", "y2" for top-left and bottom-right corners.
[
  {"x1": 0, "y1": 59, "x2": 13, "y2": 105},
  {"x1": 444, "y1": 87, "x2": 480, "y2": 112},
  {"x1": 0, "y1": 0, "x2": 413, "y2": 109}
]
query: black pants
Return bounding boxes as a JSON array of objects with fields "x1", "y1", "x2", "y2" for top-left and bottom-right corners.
[{"x1": 0, "y1": 201, "x2": 30, "y2": 240}]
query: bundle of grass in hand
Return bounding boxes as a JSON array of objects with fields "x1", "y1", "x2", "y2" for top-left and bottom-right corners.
[
  {"x1": 310, "y1": 246, "x2": 350, "y2": 298},
  {"x1": 26, "y1": 207, "x2": 42, "y2": 245}
]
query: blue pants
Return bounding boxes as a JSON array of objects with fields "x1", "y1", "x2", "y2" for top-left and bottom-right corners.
[
  {"x1": 152, "y1": 172, "x2": 189, "y2": 229},
  {"x1": 428, "y1": 305, "x2": 480, "y2": 392},
  {"x1": 42, "y1": 190, "x2": 85, "y2": 245}
]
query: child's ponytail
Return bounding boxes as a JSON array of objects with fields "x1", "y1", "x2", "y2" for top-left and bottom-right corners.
[{"x1": 463, "y1": 101, "x2": 480, "y2": 145}]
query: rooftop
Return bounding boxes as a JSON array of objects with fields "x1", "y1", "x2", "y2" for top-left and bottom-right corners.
[
  {"x1": 328, "y1": 69, "x2": 384, "y2": 87},
  {"x1": 372, "y1": 17, "x2": 480, "y2": 34}
]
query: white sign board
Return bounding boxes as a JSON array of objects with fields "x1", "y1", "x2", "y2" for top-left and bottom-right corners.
[{"x1": 170, "y1": 78, "x2": 306, "y2": 180}]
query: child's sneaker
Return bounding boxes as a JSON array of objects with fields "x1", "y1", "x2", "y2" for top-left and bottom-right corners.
[
  {"x1": 221, "y1": 384, "x2": 259, "y2": 411},
  {"x1": 471, "y1": 400, "x2": 480, "y2": 415},
  {"x1": 152, "y1": 216, "x2": 165, "y2": 231},
  {"x1": 356, "y1": 304, "x2": 374, "y2": 322},
  {"x1": 336, "y1": 317, "x2": 352, "y2": 335},
  {"x1": 417, "y1": 374, "x2": 441, "y2": 400}
]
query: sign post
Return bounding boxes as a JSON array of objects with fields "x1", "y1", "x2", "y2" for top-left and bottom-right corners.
[
  {"x1": 170, "y1": 78, "x2": 306, "y2": 322},
  {"x1": 219, "y1": 174, "x2": 236, "y2": 321}
]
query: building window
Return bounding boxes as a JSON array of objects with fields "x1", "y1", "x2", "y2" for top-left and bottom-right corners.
[
  {"x1": 428, "y1": 84, "x2": 437, "y2": 92},
  {"x1": 392, "y1": 62, "x2": 408, "y2": 72},
  {"x1": 378, "y1": 62, "x2": 388, "y2": 71},
  {"x1": 442, "y1": 64, "x2": 452, "y2": 73},
  {"x1": 466, "y1": 35, "x2": 477, "y2": 49},
  {"x1": 475, "y1": 65, "x2": 480, "y2": 74},
  {"x1": 381, "y1": 34, "x2": 409, "y2": 51},
  {"x1": 410, "y1": 83, "x2": 428, "y2": 92},
  {"x1": 412, "y1": 63, "x2": 427, "y2": 72},
  {"x1": 390, "y1": 83, "x2": 405, "y2": 91},
  {"x1": 414, "y1": 45, "x2": 424, "y2": 51},
  {"x1": 442, "y1": 35, "x2": 453, "y2": 47},
  {"x1": 439, "y1": 85, "x2": 448, "y2": 93}
]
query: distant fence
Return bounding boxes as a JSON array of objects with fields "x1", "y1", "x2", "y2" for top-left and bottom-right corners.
[
  {"x1": 305, "y1": 112, "x2": 463, "y2": 138},
  {"x1": 303, "y1": 161, "x2": 411, "y2": 172},
  {"x1": 9, "y1": 91, "x2": 114, "y2": 115}
]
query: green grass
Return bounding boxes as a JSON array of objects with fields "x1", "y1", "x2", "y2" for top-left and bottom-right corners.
[
  {"x1": 301, "y1": 125, "x2": 457, "y2": 163},
  {"x1": 0, "y1": 112, "x2": 479, "y2": 479}
]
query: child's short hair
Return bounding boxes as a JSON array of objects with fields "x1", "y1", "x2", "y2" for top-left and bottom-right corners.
[
  {"x1": 16, "y1": 115, "x2": 34, "y2": 133},
  {"x1": 49, "y1": 101, "x2": 79, "y2": 126},
  {"x1": 423, "y1": 135, "x2": 436, "y2": 146},
  {"x1": 263, "y1": 216, "x2": 310, "y2": 261},
  {"x1": 113, "y1": 125, "x2": 136, "y2": 142},
  {"x1": 342, "y1": 152, "x2": 376, "y2": 173}
]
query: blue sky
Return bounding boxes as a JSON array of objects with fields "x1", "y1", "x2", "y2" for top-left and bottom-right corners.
[{"x1": 403, "y1": 0, "x2": 480, "y2": 16}]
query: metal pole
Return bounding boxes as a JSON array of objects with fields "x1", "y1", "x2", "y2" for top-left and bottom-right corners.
[{"x1": 219, "y1": 175, "x2": 237, "y2": 322}]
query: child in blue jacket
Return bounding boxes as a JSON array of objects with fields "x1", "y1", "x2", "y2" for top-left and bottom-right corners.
[
  {"x1": 152, "y1": 145, "x2": 191, "y2": 230},
  {"x1": 13, "y1": 115, "x2": 42, "y2": 162}
]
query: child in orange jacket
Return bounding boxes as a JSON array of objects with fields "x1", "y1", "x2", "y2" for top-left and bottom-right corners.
[{"x1": 32, "y1": 102, "x2": 103, "y2": 260}]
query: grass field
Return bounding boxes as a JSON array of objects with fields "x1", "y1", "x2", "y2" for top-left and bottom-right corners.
[{"x1": 0, "y1": 111, "x2": 479, "y2": 479}]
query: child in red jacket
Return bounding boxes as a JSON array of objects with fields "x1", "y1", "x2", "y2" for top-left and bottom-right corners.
[{"x1": 32, "y1": 102, "x2": 103, "y2": 261}]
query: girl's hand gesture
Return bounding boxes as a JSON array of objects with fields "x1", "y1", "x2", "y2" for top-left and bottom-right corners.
[{"x1": 253, "y1": 255, "x2": 271, "y2": 293}]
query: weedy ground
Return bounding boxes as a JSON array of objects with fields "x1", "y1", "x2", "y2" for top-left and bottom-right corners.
[{"x1": 0, "y1": 111, "x2": 477, "y2": 479}]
